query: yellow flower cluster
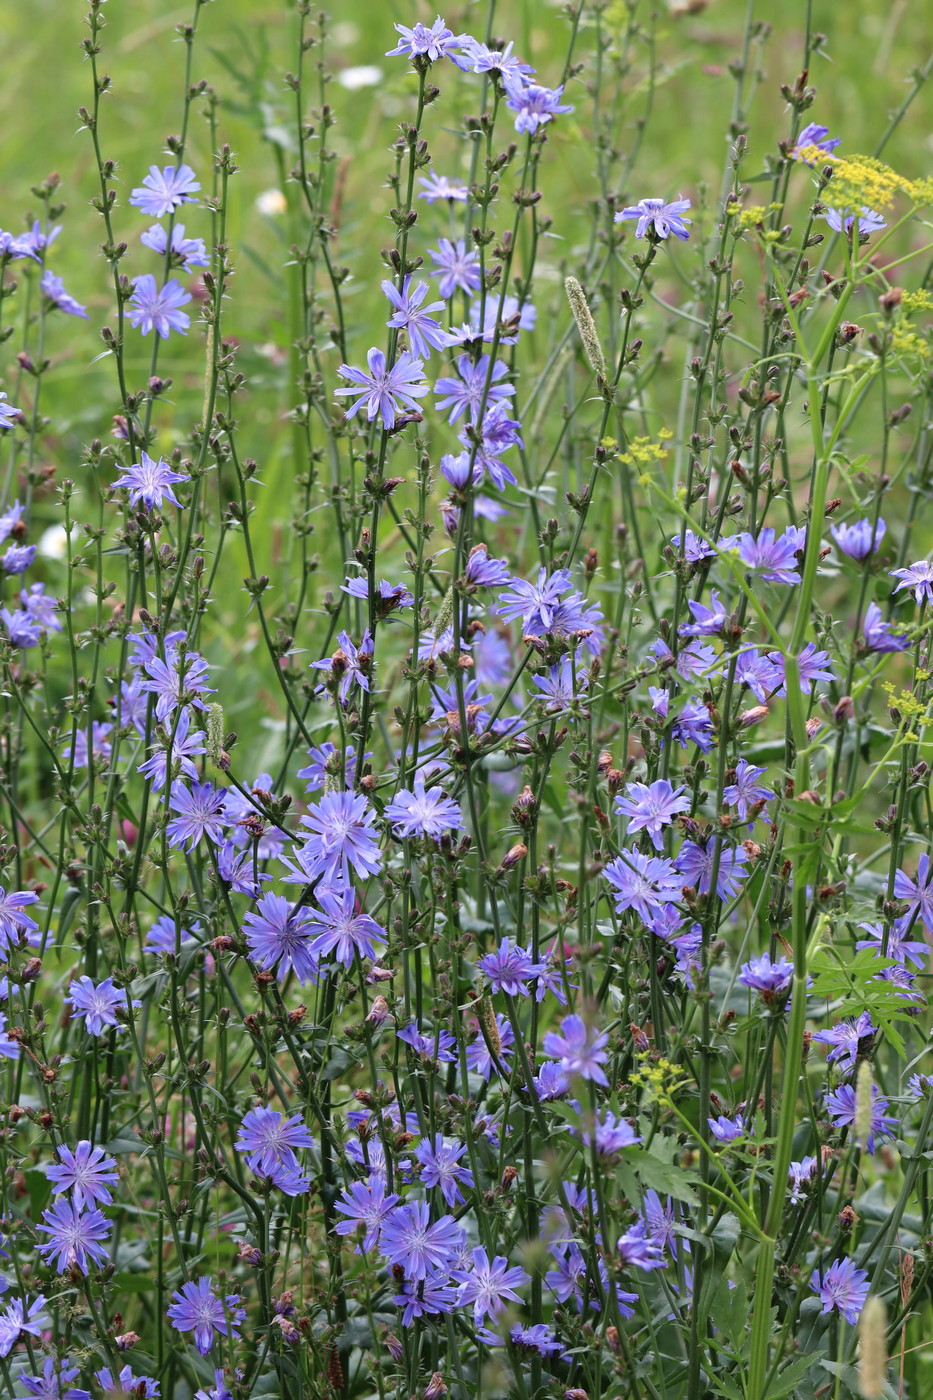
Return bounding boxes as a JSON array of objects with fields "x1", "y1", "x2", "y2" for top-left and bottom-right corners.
[
  {"x1": 618, "y1": 431, "x2": 674, "y2": 487},
  {"x1": 891, "y1": 325, "x2": 930, "y2": 362},
  {"x1": 900, "y1": 291, "x2": 933, "y2": 315},
  {"x1": 881, "y1": 683, "x2": 930, "y2": 734},
  {"x1": 795, "y1": 149, "x2": 933, "y2": 213},
  {"x1": 617, "y1": 430, "x2": 674, "y2": 463},
  {"x1": 735, "y1": 202, "x2": 783, "y2": 232},
  {"x1": 629, "y1": 1052, "x2": 688, "y2": 1099}
]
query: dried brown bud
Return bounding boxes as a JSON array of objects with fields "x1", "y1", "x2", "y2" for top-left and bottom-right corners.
[
  {"x1": 629, "y1": 1023, "x2": 650, "y2": 1051},
  {"x1": 607, "y1": 767, "x2": 626, "y2": 796},
  {"x1": 834, "y1": 695, "x2": 855, "y2": 723}
]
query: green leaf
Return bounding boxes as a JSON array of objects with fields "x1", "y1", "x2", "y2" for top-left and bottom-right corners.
[
  {"x1": 809, "y1": 946, "x2": 913, "y2": 1056},
  {"x1": 710, "y1": 1212, "x2": 741, "y2": 1266},
  {"x1": 819, "y1": 1359, "x2": 900, "y2": 1400},
  {"x1": 322, "y1": 1048, "x2": 360, "y2": 1082},
  {"x1": 540, "y1": 781, "x2": 569, "y2": 823},
  {"x1": 110, "y1": 1271, "x2": 159, "y2": 1293},
  {"x1": 708, "y1": 1372, "x2": 745, "y2": 1400},
  {"x1": 634, "y1": 1139, "x2": 698, "y2": 1204},
  {"x1": 708, "y1": 1277, "x2": 749, "y2": 1355},
  {"x1": 339, "y1": 1316, "x2": 374, "y2": 1349},
  {"x1": 763, "y1": 1352, "x2": 822, "y2": 1399},
  {"x1": 25, "y1": 1167, "x2": 52, "y2": 1218}
]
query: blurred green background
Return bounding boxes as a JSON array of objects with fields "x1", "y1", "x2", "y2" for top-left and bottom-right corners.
[
  {"x1": 2, "y1": 0, "x2": 930, "y2": 463},
  {"x1": 4, "y1": 0, "x2": 931, "y2": 379},
  {"x1": 1, "y1": 0, "x2": 931, "y2": 755},
  {"x1": 3, "y1": 0, "x2": 930, "y2": 430}
]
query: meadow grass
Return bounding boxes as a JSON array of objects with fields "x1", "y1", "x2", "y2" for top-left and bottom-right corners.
[{"x1": 0, "y1": 2, "x2": 932, "y2": 1398}]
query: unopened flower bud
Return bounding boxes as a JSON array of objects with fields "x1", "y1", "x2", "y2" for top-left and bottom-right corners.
[
  {"x1": 273, "y1": 1313, "x2": 301, "y2": 1344},
  {"x1": 366, "y1": 995, "x2": 390, "y2": 1028},
  {"x1": 839, "y1": 1203, "x2": 857, "y2": 1232},
  {"x1": 511, "y1": 785, "x2": 537, "y2": 826}
]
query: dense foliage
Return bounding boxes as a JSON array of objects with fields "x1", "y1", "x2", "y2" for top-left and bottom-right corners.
[{"x1": 1, "y1": 2, "x2": 933, "y2": 1398}]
